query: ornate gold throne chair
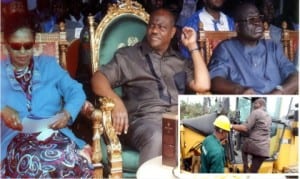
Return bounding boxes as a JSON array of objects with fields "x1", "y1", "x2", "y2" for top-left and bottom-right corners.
[{"x1": 88, "y1": 0, "x2": 149, "y2": 178}]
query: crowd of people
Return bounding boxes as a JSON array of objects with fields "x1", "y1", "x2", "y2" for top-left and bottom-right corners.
[
  {"x1": 1, "y1": 0, "x2": 298, "y2": 38},
  {"x1": 0, "y1": 0, "x2": 299, "y2": 177}
]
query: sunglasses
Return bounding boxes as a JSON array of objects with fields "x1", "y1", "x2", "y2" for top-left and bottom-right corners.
[
  {"x1": 9, "y1": 42, "x2": 35, "y2": 50},
  {"x1": 237, "y1": 15, "x2": 264, "y2": 25}
]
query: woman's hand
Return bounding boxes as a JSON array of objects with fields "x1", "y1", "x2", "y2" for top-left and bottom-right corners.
[
  {"x1": 49, "y1": 110, "x2": 71, "y2": 130},
  {"x1": 81, "y1": 100, "x2": 95, "y2": 119},
  {"x1": 1, "y1": 106, "x2": 23, "y2": 131}
]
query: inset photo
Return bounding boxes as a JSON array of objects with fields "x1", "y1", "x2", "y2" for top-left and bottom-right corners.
[{"x1": 179, "y1": 96, "x2": 298, "y2": 175}]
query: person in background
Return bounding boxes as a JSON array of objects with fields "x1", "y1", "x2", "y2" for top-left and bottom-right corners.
[
  {"x1": 181, "y1": 0, "x2": 235, "y2": 58},
  {"x1": 64, "y1": 0, "x2": 85, "y2": 41},
  {"x1": 231, "y1": 98, "x2": 272, "y2": 173},
  {"x1": 200, "y1": 115, "x2": 231, "y2": 173},
  {"x1": 278, "y1": 0, "x2": 299, "y2": 30},
  {"x1": 175, "y1": 0, "x2": 194, "y2": 28},
  {"x1": 138, "y1": 0, "x2": 164, "y2": 14},
  {"x1": 208, "y1": 2, "x2": 298, "y2": 94},
  {"x1": 65, "y1": 0, "x2": 85, "y2": 27},
  {"x1": 256, "y1": 0, "x2": 282, "y2": 44},
  {"x1": 1, "y1": 0, "x2": 27, "y2": 16},
  {"x1": 1, "y1": 0, "x2": 28, "y2": 31},
  {"x1": 288, "y1": 0, "x2": 299, "y2": 30},
  {"x1": 29, "y1": 0, "x2": 56, "y2": 32},
  {"x1": 0, "y1": 15, "x2": 92, "y2": 177},
  {"x1": 51, "y1": 0, "x2": 68, "y2": 26},
  {"x1": 186, "y1": 0, "x2": 234, "y2": 31},
  {"x1": 76, "y1": 0, "x2": 115, "y2": 102},
  {"x1": 91, "y1": 8, "x2": 210, "y2": 165}
]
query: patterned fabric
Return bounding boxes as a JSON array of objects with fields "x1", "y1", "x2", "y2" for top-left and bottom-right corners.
[
  {"x1": 1, "y1": 55, "x2": 86, "y2": 161},
  {"x1": 1, "y1": 132, "x2": 93, "y2": 178},
  {"x1": 14, "y1": 59, "x2": 33, "y2": 111}
]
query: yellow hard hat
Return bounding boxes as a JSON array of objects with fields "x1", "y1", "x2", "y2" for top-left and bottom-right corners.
[{"x1": 213, "y1": 115, "x2": 231, "y2": 132}]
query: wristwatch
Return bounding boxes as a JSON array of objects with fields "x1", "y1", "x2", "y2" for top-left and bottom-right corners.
[{"x1": 275, "y1": 85, "x2": 284, "y2": 94}]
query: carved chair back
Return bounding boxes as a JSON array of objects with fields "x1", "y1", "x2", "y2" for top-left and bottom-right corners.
[
  {"x1": 281, "y1": 21, "x2": 299, "y2": 62},
  {"x1": 1, "y1": 23, "x2": 68, "y2": 69},
  {"x1": 88, "y1": 0, "x2": 149, "y2": 178}
]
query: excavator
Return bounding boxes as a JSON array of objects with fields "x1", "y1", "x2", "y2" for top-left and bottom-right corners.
[{"x1": 180, "y1": 96, "x2": 298, "y2": 174}]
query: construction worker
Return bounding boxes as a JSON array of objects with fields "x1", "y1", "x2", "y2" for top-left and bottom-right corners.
[{"x1": 200, "y1": 115, "x2": 231, "y2": 173}]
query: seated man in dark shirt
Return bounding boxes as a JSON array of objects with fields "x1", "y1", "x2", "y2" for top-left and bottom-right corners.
[
  {"x1": 208, "y1": 2, "x2": 298, "y2": 94},
  {"x1": 91, "y1": 8, "x2": 210, "y2": 165}
]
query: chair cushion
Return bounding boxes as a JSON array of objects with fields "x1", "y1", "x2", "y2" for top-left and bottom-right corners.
[
  {"x1": 98, "y1": 14, "x2": 147, "y2": 96},
  {"x1": 121, "y1": 145, "x2": 140, "y2": 173},
  {"x1": 99, "y1": 15, "x2": 147, "y2": 66}
]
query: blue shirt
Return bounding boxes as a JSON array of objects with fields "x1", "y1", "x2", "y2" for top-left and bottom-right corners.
[
  {"x1": 209, "y1": 38, "x2": 297, "y2": 94},
  {"x1": 176, "y1": 0, "x2": 198, "y2": 28},
  {"x1": 185, "y1": 7, "x2": 235, "y2": 32},
  {"x1": 269, "y1": 24, "x2": 282, "y2": 44},
  {"x1": 181, "y1": 7, "x2": 235, "y2": 59},
  {"x1": 1, "y1": 55, "x2": 86, "y2": 160}
]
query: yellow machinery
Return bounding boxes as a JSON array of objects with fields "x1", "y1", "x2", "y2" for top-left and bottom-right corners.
[
  {"x1": 180, "y1": 113, "x2": 217, "y2": 172},
  {"x1": 180, "y1": 97, "x2": 298, "y2": 174}
]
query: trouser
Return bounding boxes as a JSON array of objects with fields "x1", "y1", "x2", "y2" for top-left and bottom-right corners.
[
  {"x1": 242, "y1": 151, "x2": 267, "y2": 173},
  {"x1": 120, "y1": 116, "x2": 162, "y2": 166}
]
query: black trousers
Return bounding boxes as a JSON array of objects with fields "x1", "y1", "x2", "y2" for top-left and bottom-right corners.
[
  {"x1": 242, "y1": 151, "x2": 268, "y2": 173},
  {"x1": 120, "y1": 116, "x2": 162, "y2": 166}
]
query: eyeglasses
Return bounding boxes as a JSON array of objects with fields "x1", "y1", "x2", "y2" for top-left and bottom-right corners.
[
  {"x1": 9, "y1": 42, "x2": 34, "y2": 50},
  {"x1": 237, "y1": 15, "x2": 264, "y2": 25}
]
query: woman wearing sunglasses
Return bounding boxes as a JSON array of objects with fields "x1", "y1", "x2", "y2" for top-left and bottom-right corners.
[{"x1": 0, "y1": 15, "x2": 93, "y2": 177}]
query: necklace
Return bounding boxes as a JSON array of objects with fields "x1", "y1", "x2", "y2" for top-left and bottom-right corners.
[{"x1": 15, "y1": 65, "x2": 31, "y2": 80}]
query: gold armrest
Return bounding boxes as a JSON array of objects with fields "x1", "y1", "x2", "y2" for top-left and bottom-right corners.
[
  {"x1": 90, "y1": 108, "x2": 104, "y2": 178},
  {"x1": 98, "y1": 97, "x2": 123, "y2": 179}
]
